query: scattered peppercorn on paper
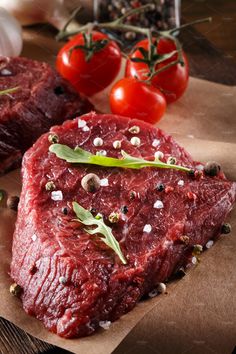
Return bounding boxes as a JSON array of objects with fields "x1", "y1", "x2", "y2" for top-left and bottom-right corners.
[{"x1": 0, "y1": 29, "x2": 236, "y2": 354}]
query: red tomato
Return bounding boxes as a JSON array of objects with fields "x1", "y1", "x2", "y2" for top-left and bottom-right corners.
[
  {"x1": 125, "y1": 38, "x2": 189, "y2": 103},
  {"x1": 110, "y1": 77, "x2": 166, "y2": 124},
  {"x1": 56, "y1": 31, "x2": 121, "y2": 97}
]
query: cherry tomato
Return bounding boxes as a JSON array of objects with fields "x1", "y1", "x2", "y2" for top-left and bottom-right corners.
[
  {"x1": 125, "y1": 38, "x2": 189, "y2": 104},
  {"x1": 56, "y1": 31, "x2": 122, "y2": 97},
  {"x1": 110, "y1": 77, "x2": 166, "y2": 124}
]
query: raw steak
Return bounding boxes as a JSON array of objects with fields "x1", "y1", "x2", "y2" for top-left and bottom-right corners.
[
  {"x1": 0, "y1": 56, "x2": 92, "y2": 174},
  {"x1": 11, "y1": 113, "x2": 236, "y2": 338}
]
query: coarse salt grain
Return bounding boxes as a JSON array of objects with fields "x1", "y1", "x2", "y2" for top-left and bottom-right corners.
[
  {"x1": 93, "y1": 137, "x2": 103, "y2": 147},
  {"x1": 113, "y1": 140, "x2": 121, "y2": 149},
  {"x1": 178, "y1": 180, "x2": 184, "y2": 187},
  {"x1": 154, "y1": 151, "x2": 164, "y2": 159},
  {"x1": 148, "y1": 289, "x2": 158, "y2": 298},
  {"x1": 143, "y1": 224, "x2": 152, "y2": 233},
  {"x1": 130, "y1": 136, "x2": 141, "y2": 146},
  {"x1": 78, "y1": 119, "x2": 87, "y2": 128},
  {"x1": 59, "y1": 276, "x2": 67, "y2": 285},
  {"x1": 157, "y1": 283, "x2": 166, "y2": 294},
  {"x1": 82, "y1": 125, "x2": 90, "y2": 132},
  {"x1": 31, "y1": 234, "x2": 37, "y2": 242},
  {"x1": 100, "y1": 178, "x2": 109, "y2": 186},
  {"x1": 206, "y1": 240, "x2": 214, "y2": 249},
  {"x1": 96, "y1": 150, "x2": 107, "y2": 156},
  {"x1": 153, "y1": 200, "x2": 164, "y2": 209},
  {"x1": 51, "y1": 190, "x2": 63, "y2": 201},
  {"x1": 99, "y1": 321, "x2": 111, "y2": 330},
  {"x1": 1, "y1": 69, "x2": 12, "y2": 76},
  {"x1": 192, "y1": 256, "x2": 198, "y2": 265},
  {"x1": 152, "y1": 139, "x2": 160, "y2": 147}
]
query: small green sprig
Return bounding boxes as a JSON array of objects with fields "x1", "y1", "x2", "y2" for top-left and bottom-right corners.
[
  {"x1": 73, "y1": 202, "x2": 127, "y2": 264},
  {"x1": 49, "y1": 144, "x2": 191, "y2": 173},
  {"x1": 0, "y1": 87, "x2": 19, "y2": 96}
]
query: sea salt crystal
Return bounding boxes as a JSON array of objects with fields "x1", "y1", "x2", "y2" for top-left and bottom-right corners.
[
  {"x1": 31, "y1": 234, "x2": 37, "y2": 242},
  {"x1": 153, "y1": 200, "x2": 164, "y2": 209},
  {"x1": 196, "y1": 164, "x2": 204, "y2": 171},
  {"x1": 96, "y1": 150, "x2": 107, "y2": 156},
  {"x1": 51, "y1": 190, "x2": 63, "y2": 201},
  {"x1": 113, "y1": 140, "x2": 121, "y2": 149},
  {"x1": 78, "y1": 119, "x2": 87, "y2": 128},
  {"x1": 192, "y1": 256, "x2": 198, "y2": 265},
  {"x1": 82, "y1": 125, "x2": 90, "y2": 132},
  {"x1": 130, "y1": 136, "x2": 141, "y2": 147},
  {"x1": 206, "y1": 240, "x2": 214, "y2": 249},
  {"x1": 152, "y1": 139, "x2": 160, "y2": 147},
  {"x1": 93, "y1": 137, "x2": 103, "y2": 146},
  {"x1": 178, "y1": 180, "x2": 185, "y2": 187},
  {"x1": 59, "y1": 276, "x2": 67, "y2": 285},
  {"x1": 99, "y1": 320, "x2": 111, "y2": 330},
  {"x1": 100, "y1": 178, "x2": 109, "y2": 186},
  {"x1": 1, "y1": 68, "x2": 12, "y2": 76},
  {"x1": 154, "y1": 151, "x2": 164, "y2": 159},
  {"x1": 143, "y1": 224, "x2": 152, "y2": 233}
]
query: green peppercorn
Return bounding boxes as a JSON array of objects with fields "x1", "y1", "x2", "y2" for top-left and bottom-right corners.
[{"x1": 45, "y1": 181, "x2": 56, "y2": 191}]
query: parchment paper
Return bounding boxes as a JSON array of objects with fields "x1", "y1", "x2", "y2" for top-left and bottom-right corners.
[{"x1": 0, "y1": 27, "x2": 235, "y2": 354}]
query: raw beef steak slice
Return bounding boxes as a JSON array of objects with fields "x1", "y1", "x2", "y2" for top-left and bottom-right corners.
[
  {"x1": 0, "y1": 56, "x2": 92, "y2": 174},
  {"x1": 11, "y1": 113, "x2": 236, "y2": 338}
]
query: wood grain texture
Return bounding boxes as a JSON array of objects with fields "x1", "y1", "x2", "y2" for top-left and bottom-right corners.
[{"x1": 1, "y1": 4, "x2": 236, "y2": 353}]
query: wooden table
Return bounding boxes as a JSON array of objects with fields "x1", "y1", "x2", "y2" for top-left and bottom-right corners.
[{"x1": 0, "y1": 23, "x2": 236, "y2": 354}]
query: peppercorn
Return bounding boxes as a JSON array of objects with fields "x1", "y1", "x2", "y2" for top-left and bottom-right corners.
[
  {"x1": 156, "y1": 183, "x2": 165, "y2": 192},
  {"x1": 7, "y1": 195, "x2": 19, "y2": 211},
  {"x1": 167, "y1": 156, "x2": 176, "y2": 165},
  {"x1": 10, "y1": 283, "x2": 22, "y2": 297},
  {"x1": 204, "y1": 161, "x2": 221, "y2": 177},
  {"x1": 129, "y1": 191, "x2": 137, "y2": 200},
  {"x1": 81, "y1": 173, "x2": 101, "y2": 193},
  {"x1": 221, "y1": 223, "x2": 231, "y2": 234},
  {"x1": 108, "y1": 212, "x2": 120, "y2": 223},
  {"x1": 179, "y1": 235, "x2": 189, "y2": 245},
  {"x1": 121, "y1": 205, "x2": 128, "y2": 214},
  {"x1": 48, "y1": 133, "x2": 59, "y2": 144},
  {"x1": 62, "y1": 207, "x2": 68, "y2": 215},
  {"x1": 45, "y1": 181, "x2": 56, "y2": 191}
]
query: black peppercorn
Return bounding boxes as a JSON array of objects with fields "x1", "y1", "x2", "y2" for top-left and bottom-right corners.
[
  {"x1": 221, "y1": 223, "x2": 231, "y2": 234},
  {"x1": 204, "y1": 161, "x2": 221, "y2": 177},
  {"x1": 156, "y1": 183, "x2": 165, "y2": 192},
  {"x1": 62, "y1": 207, "x2": 68, "y2": 215},
  {"x1": 121, "y1": 205, "x2": 128, "y2": 214}
]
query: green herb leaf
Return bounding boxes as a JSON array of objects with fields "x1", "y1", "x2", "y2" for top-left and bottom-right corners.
[
  {"x1": 49, "y1": 144, "x2": 191, "y2": 172},
  {"x1": 0, "y1": 87, "x2": 19, "y2": 96},
  {"x1": 72, "y1": 202, "x2": 127, "y2": 264}
]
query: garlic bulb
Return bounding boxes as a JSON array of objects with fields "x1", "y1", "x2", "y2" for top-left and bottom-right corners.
[
  {"x1": 0, "y1": 0, "x2": 81, "y2": 31},
  {"x1": 0, "y1": 7, "x2": 23, "y2": 56}
]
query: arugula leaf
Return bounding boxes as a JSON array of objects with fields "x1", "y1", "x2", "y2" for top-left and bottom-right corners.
[
  {"x1": 49, "y1": 144, "x2": 191, "y2": 172},
  {"x1": 0, "y1": 87, "x2": 19, "y2": 95},
  {"x1": 73, "y1": 202, "x2": 127, "y2": 264}
]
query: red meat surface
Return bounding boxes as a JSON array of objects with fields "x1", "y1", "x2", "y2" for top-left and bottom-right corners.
[
  {"x1": 0, "y1": 56, "x2": 92, "y2": 174},
  {"x1": 11, "y1": 113, "x2": 236, "y2": 338}
]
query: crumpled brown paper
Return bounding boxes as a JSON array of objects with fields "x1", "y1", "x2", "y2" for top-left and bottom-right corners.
[{"x1": 1, "y1": 27, "x2": 236, "y2": 353}]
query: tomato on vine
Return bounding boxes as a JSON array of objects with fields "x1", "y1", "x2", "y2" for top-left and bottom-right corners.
[
  {"x1": 110, "y1": 77, "x2": 166, "y2": 124},
  {"x1": 125, "y1": 37, "x2": 189, "y2": 104},
  {"x1": 56, "y1": 31, "x2": 122, "y2": 97}
]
